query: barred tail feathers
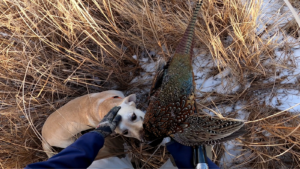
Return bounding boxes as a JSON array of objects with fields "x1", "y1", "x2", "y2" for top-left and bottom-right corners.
[
  {"x1": 171, "y1": 115, "x2": 246, "y2": 146},
  {"x1": 175, "y1": 0, "x2": 203, "y2": 55}
]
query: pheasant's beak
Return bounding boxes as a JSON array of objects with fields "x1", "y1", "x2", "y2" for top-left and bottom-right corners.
[
  {"x1": 139, "y1": 130, "x2": 146, "y2": 143},
  {"x1": 144, "y1": 137, "x2": 164, "y2": 147},
  {"x1": 140, "y1": 132, "x2": 152, "y2": 144},
  {"x1": 141, "y1": 125, "x2": 163, "y2": 146}
]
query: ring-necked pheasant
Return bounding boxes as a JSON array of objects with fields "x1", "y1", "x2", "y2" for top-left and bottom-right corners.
[{"x1": 143, "y1": 0, "x2": 245, "y2": 146}]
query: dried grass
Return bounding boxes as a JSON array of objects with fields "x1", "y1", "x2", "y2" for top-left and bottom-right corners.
[
  {"x1": 290, "y1": 0, "x2": 300, "y2": 9},
  {"x1": 0, "y1": 0, "x2": 300, "y2": 168}
]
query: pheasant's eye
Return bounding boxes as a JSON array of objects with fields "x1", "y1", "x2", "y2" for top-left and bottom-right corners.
[
  {"x1": 131, "y1": 113, "x2": 137, "y2": 121},
  {"x1": 122, "y1": 130, "x2": 128, "y2": 135}
]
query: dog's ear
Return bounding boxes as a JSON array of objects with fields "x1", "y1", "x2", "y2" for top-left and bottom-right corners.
[{"x1": 122, "y1": 94, "x2": 136, "y2": 107}]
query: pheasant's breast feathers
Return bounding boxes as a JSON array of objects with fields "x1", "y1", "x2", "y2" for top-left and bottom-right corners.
[{"x1": 144, "y1": 93, "x2": 196, "y2": 138}]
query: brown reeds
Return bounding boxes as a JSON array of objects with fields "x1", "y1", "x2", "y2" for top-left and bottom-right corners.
[{"x1": 0, "y1": 0, "x2": 300, "y2": 168}]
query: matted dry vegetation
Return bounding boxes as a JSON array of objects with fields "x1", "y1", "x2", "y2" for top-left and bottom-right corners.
[{"x1": 0, "y1": 0, "x2": 300, "y2": 168}]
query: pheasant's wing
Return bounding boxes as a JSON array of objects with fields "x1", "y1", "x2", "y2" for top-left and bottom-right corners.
[
  {"x1": 149, "y1": 58, "x2": 167, "y2": 97},
  {"x1": 171, "y1": 115, "x2": 246, "y2": 146},
  {"x1": 149, "y1": 69, "x2": 164, "y2": 97}
]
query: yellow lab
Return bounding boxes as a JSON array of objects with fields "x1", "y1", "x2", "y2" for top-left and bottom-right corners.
[{"x1": 42, "y1": 90, "x2": 145, "y2": 157}]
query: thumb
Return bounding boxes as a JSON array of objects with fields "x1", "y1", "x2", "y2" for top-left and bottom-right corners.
[
  {"x1": 107, "y1": 106, "x2": 121, "y2": 123},
  {"x1": 112, "y1": 115, "x2": 122, "y2": 127}
]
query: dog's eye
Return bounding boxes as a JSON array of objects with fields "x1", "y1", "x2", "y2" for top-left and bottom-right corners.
[
  {"x1": 131, "y1": 113, "x2": 137, "y2": 121},
  {"x1": 122, "y1": 130, "x2": 128, "y2": 135}
]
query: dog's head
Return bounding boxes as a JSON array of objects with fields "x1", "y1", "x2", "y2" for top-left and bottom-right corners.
[{"x1": 115, "y1": 94, "x2": 145, "y2": 141}]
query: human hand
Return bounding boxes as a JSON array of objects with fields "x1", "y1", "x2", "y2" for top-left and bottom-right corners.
[{"x1": 91, "y1": 106, "x2": 122, "y2": 138}]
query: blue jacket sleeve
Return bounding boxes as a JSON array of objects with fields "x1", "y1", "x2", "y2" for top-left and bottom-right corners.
[
  {"x1": 166, "y1": 140, "x2": 220, "y2": 169},
  {"x1": 25, "y1": 132, "x2": 104, "y2": 169}
]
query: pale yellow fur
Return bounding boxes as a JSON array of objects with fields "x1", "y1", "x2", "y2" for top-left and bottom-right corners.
[{"x1": 42, "y1": 90, "x2": 141, "y2": 158}]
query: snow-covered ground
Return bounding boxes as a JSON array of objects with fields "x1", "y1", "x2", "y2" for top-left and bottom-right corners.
[
  {"x1": 258, "y1": 0, "x2": 300, "y2": 114},
  {"x1": 193, "y1": 53, "x2": 241, "y2": 95},
  {"x1": 266, "y1": 89, "x2": 300, "y2": 112}
]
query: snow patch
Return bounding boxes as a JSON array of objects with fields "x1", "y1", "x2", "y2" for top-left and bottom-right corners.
[
  {"x1": 132, "y1": 55, "x2": 137, "y2": 60},
  {"x1": 0, "y1": 32, "x2": 9, "y2": 37},
  {"x1": 193, "y1": 56, "x2": 241, "y2": 95},
  {"x1": 220, "y1": 140, "x2": 244, "y2": 168},
  {"x1": 202, "y1": 102, "x2": 248, "y2": 120},
  {"x1": 257, "y1": 0, "x2": 298, "y2": 37},
  {"x1": 266, "y1": 89, "x2": 300, "y2": 113},
  {"x1": 129, "y1": 53, "x2": 157, "y2": 85}
]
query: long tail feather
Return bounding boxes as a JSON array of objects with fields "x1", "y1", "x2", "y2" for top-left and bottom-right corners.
[{"x1": 175, "y1": 0, "x2": 203, "y2": 55}]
